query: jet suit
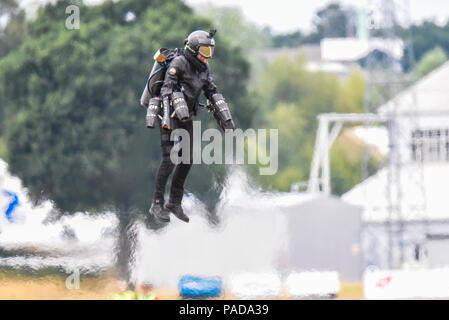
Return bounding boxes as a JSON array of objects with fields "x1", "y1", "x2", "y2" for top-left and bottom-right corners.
[{"x1": 151, "y1": 49, "x2": 218, "y2": 215}]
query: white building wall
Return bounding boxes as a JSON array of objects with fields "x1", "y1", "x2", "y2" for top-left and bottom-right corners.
[{"x1": 390, "y1": 113, "x2": 449, "y2": 164}]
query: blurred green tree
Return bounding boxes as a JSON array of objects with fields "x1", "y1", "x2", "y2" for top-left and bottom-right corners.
[
  {"x1": 271, "y1": 31, "x2": 305, "y2": 48},
  {"x1": 312, "y1": 3, "x2": 353, "y2": 40},
  {"x1": 0, "y1": 0, "x2": 27, "y2": 140},
  {"x1": 252, "y1": 54, "x2": 370, "y2": 194},
  {"x1": 194, "y1": 4, "x2": 269, "y2": 52},
  {"x1": 413, "y1": 46, "x2": 447, "y2": 80},
  {"x1": 192, "y1": 4, "x2": 270, "y2": 89},
  {"x1": 0, "y1": 0, "x2": 254, "y2": 282},
  {"x1": 330, "y1": 131, "x2": 382, "y2": 196},
  {"x1": 0, "y1": 0, "x2": 253, "y2": 212},
  {"x1": 407, "y1": 21, "x2": 449, "y2": 63},
  {"x1": 269, "y1": 2, "x2": 356, "y2": 47}
]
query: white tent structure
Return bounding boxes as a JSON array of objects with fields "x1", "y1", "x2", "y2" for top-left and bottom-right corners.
[
  {"x1": 134, "y1": 169, "x2": 363, "y2": 288},
  {"x1": 0, "y1": 159, "x2": 43, "y2": 226},
  {"x1": 377, "y1": 61, "x2": 449, "y2": 115},
  {"x1": 321, "y1": 38, "x2": 404, "y2": 63},
  {"x1": 0, "y1": 158, "x2": 117, "y2": 272},
  {"x1": 343, "y1": 163, "x2": 449, "y2": 223},
  {"x1": 342, "y1": 61, "x2": 449, "y2": 269}
]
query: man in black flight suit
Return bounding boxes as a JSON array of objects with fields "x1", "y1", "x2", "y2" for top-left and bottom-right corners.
[{"x1": 149, "y1": 29, "x2": 234, "y2": 224}]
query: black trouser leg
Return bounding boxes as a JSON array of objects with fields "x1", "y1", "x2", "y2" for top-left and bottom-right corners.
[
  {"x1": 169, "y1": 120, "x2": 193, "y2": 205},
  {"x1": 152, "y1": 120, "x2": 176, "y2": 204},
  {"x1": 168, "y1": 163, "x2": 193, "y2": 204}
]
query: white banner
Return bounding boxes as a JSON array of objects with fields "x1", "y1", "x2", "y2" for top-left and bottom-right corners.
[{"x1": 364, "y1": 267, "x2": 449, "y2": 299}]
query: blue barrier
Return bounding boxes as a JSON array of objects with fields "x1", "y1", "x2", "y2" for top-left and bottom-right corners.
[
  {"x1": 178, "y1": 275, "x2": 223, "y2": 298},
  {"x1": 3, "y1": 190, "x2": 19, "y2": 222}
]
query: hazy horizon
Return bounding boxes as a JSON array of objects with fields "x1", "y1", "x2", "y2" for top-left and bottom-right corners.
[{"x1": 17, "y1": 0, "x2": 449, "y2": 34}]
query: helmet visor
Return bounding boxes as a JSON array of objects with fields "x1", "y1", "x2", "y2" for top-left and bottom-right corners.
[{"x1": 198, "y1": 45, "x2": 214, "y2": 58}]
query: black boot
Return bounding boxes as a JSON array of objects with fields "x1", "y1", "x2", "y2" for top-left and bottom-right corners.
[
  {"x1": 149, "y1": 201, "x2": 170, "y2": 223},
  {"x1": 165, "y1": 202, "x2": 189, "y2": 223}
]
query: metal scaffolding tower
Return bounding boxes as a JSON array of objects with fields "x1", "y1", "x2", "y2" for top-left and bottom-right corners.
[
  {"x1": 308, "y1": 0, "x2": 427, "y2": 270},
  {"x1": 308, "y1": 113, "x2": 387, "y2": 195},
  {"x1": 363, "y1": 0, "x2": 427, "y2": 269}
]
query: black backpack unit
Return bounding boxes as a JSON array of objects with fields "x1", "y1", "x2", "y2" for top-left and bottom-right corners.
[{"x1": 140, "y1": 48, "x2": 182, "y2": 128}]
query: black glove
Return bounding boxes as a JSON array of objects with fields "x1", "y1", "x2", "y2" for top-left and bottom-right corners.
[{"x1": 222, "y1": 119, "x2": 235, "y2": 130}]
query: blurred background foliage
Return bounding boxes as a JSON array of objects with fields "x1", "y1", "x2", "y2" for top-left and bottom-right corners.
[
  {"x1": 250, "y1": 54, "x2": 369, "y2": 192},
  {"x1": 0, "y1": 0, "x2": 254, "y2": 219},
  {"x1": 413, "y1": 46, "x2": 447, "y2": 80},
  {"x1": 0, "y1": 0, "x2": 448, "y2": 218}
]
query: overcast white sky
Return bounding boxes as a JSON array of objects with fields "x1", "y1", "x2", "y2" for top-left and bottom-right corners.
[
  {"x1": 184, "y1": 0, "x2": 449, "y2": 33},
  {"x1": 20, "y1": 0, "x2": 449, "y2": 34}
]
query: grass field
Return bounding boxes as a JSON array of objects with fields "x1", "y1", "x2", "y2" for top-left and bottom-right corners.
[{"x1": 0, "y1": 269, "x2": 364, "y2": 300}]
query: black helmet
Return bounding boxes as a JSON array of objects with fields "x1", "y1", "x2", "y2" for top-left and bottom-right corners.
[{"x1": 184, "y1": 29, "x2": 216, "y2": 58}]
